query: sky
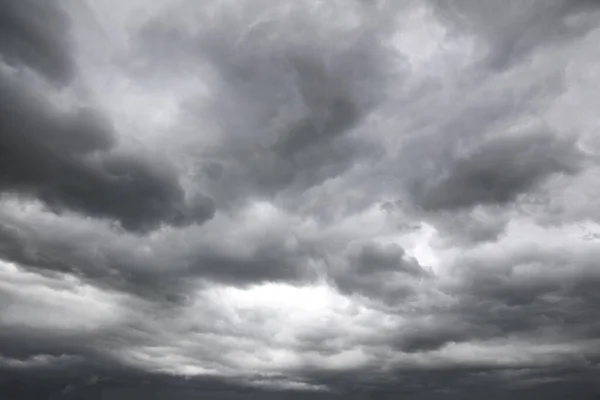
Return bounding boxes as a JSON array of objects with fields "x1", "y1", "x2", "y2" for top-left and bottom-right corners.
[{"x1": 1, "y1": 0, "x2": 600, "y2": 399}]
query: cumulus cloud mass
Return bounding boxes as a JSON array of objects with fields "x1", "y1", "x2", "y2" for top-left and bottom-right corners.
[{"x1": 1, "y1": 0, "x2": 600, "y2": 399}]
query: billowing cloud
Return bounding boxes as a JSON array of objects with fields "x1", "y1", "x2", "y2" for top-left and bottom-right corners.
[
  {"x1": 407, "y1": 131, "x2": 581, "y2": 211},
  {"x1": 0, "y1": 49, "x2": 214, "y2": 232},
  {"x1": 1, "y1": 0, "x2": 600, "y2": 399}
]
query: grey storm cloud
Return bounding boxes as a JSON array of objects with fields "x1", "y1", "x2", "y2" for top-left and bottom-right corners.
[
  {"x1": 131, "y1": 2, "x2": 396, "y2": 207},
  {"x1": 430, "y1": 0, "x2": 600, "y2": 71},
  {"x1": 407, "y1": 131, "x2": 582, "y2": 211},
  {"x1": 1, "y1": 0, "x2": 600, "y2": 399},
  {"x1": 328, "y1": 241, "x2": 431, "y2": 304},
  {"x1": 0, "y1": 0, "x2": 75, "y2": 85},
  {"x1": 0, "y1": 61, "x2": 215, "y2": 232}
]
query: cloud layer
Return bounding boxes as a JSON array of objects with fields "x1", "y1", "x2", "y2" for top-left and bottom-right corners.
[{"x1": 1, "y1": 0, "x2": 599, "y2": 398}]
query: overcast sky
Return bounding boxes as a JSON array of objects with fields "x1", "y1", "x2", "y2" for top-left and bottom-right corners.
[{"x1": 1, "y1": 0, "x2": 600, "y2": 399}]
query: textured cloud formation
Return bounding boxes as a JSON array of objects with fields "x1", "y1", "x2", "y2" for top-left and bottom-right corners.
[
  {"x1": 0, "y1": 60, "x2": 215, "y2": 232},
  {"x1": 1, "y1": 0, "x2": 600, "y2": 399}
]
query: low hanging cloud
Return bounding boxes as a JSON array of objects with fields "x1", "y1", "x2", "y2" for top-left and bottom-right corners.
[{"x1": 1, "y1": 0, "x2": 600, "y2": 399}]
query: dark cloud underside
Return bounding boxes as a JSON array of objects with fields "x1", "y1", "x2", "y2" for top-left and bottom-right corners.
[
  {"x1": 1, "y1": 0, "x2": 600, "y2": 399},
  {"x1": 0, "y1": 59, "x2": 214, "y2": 232}
]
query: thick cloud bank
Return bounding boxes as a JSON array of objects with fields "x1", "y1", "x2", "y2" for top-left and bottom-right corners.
[{"x1": 1, "y1": 0, "x2": 599, "y2": 398}]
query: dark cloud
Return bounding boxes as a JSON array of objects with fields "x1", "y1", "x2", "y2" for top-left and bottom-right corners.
[
  {"x1": 382, "y1": 239, "x2": 600, "y2": 360},
  {"x1": 0, "y1": 73, "x2": 215, "y2": 232},
  {"x1": 0, "y1": 0, "x2": 75, "y2": 85},
  {"x1": 2, "y1": 360, "x2": 598, "y2": 399},
  {"x1": 349, "y1": 242, "x2": 426, "y2": 277},
  {"x1": 133, "y1": 3, "x2": 395, "y2": 208},
  {"x1": 0, "y1": 205, "x2": 315, "y2": 302},
  {"x1": 1, "y1": 0, "x2": 600, "y2": 398},
  {"x1": 187, "y1": 240, "x2": 317, "y2": 287},
  {"x1": 298, "y1": 363, "x2": 600, "y2": 399},
  {"x1": 328, "y1": 242, "x2": 430, "y2": 304},
  {"x1": 0, "y1": 0, "x2": 214, "y2": 232},
  {"x1": 449, "y1": 245, "x2": 600, "y2": 342},
  {"x1": 368, "y1": 56, "x2": 575, "y2": 243},
  {"x1": 429, "y1": 0, "x2": 600, "y2": 71},
  {"x1": 408, "y1": 131, "x2": 581, "y2": 211},
  {"x1": 0, "y1": 358, "x2": 277, "y2": 400}
]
